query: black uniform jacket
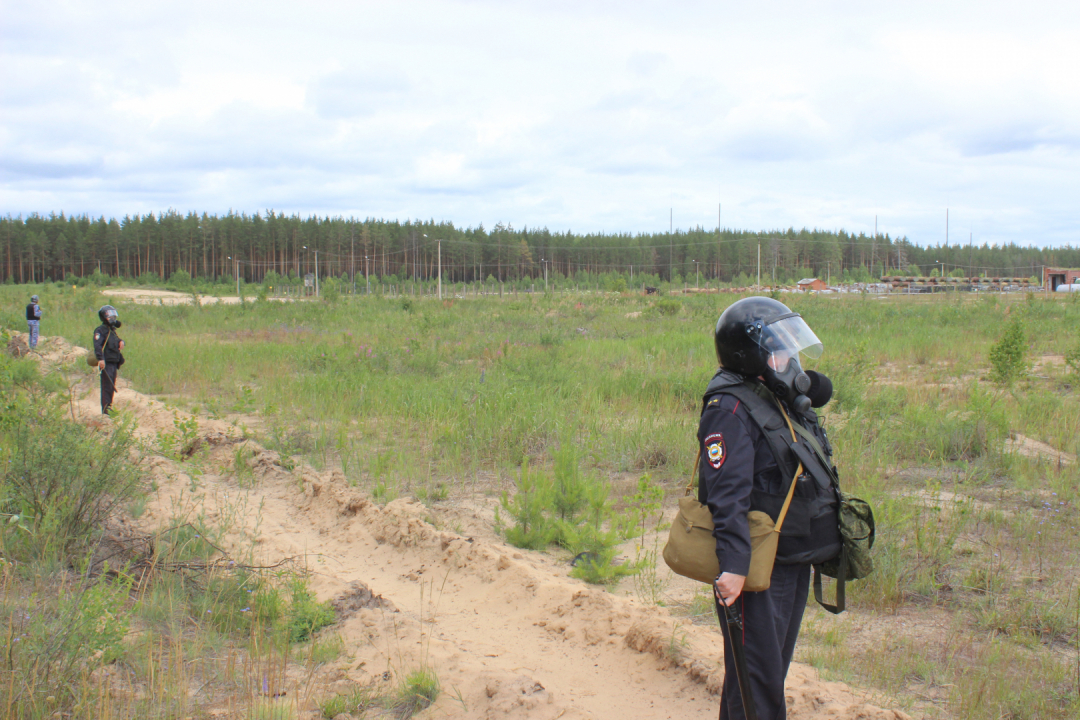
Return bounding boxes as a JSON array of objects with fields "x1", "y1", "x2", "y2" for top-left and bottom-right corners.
[
  {"x1": 697, "y1": 379, "x2": 840, "y2": 576},
  {"x1": 26, "y1": 303, "x2": 41, "y2": 320},
  {"x1": 93, "y1": 324, "x2": 124, "y2": 366}
]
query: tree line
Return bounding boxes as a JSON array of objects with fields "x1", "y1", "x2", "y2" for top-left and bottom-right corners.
[{"x1": 2, "y1": 211, "x2": 1077, "y2": 286}]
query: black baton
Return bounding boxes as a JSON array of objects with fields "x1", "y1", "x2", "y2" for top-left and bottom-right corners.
[{"x1": 715, "y1": 592, "x2": 758, "y2": 720}]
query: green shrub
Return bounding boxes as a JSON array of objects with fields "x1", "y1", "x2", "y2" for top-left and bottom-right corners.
[
  {"x1": 496, "y1": 460, "x2": 555, "y2": 550},
  {"x1": 321, "y1": 280, "x2": 341, "y2": 304},
  {"x1": 167, "y1": 268, "x2": 193, "y2": 291},
  {"x1": 655, "y1": 298, "x2": 680, "y2": 316},
  {"x1": 988, "y1": 319, "x2": 1029, "y2": 385},
  {"x1": 0, "y1": 414, "x2": 142, "y2": 562},
  {"x1": 1, "y1": 569, "x2": 132, "y2": 713},
  {"x1": 568, "y1": 549, "x2": 640, "y2": 585},
  {"x1": 551, "y1": 445, "x2": 587, "y2": 521},
  {"x1": 286, "y1": 578, "x2": 335, "y2": 643}
]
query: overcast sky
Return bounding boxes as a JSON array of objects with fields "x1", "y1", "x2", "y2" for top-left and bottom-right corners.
[{"x1": 2, "y1": 1, "x2": 1078, "y2": 247}]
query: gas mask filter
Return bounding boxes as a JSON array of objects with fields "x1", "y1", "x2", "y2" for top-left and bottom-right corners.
[{"x1": 763, "y1": 351, "x2": 813, "y2": 412}]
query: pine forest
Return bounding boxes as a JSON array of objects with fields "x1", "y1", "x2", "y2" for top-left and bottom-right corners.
[{"x1": 3, "y1": 211, "x2": 1077, "y2": 287}]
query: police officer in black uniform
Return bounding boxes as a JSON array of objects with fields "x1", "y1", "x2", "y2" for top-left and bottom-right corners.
[
  {"x1": 700, "y1": 296, "x2": 840, "y2": 720},
  {"x1": 93, "y1": 305, "x2": 125, "y2": 415}
]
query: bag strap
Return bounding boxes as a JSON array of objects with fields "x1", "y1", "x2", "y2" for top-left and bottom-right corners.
[
  {"x1": 814, "y1": 547, "x2": 846, "y2": 614},
  {"x1": 684, "y1": 448, "x2": 701, "y2": 497},
  {"x1": 789, "y1": 421, "x2": 838, "y2": 487},
  {"x1": 773, "y1": 403, "x2": 803, "y2": 533},
  {"x1": 99, "y1": 327, "x2": 112, "y2": 361}
]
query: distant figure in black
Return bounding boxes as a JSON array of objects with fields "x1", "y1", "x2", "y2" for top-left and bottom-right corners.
[
  {"x1": 93, "y1": 305, "x2": 125, "y2": 415},
  {"x1": 644, "y1": 286, "x2": 658, "y2": 295},
  {"x1": 26, "y1": 294, "x2": 42, "y2": 349}
]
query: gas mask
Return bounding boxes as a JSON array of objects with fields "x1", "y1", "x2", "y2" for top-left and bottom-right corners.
[
  {"x1": 764, "y1": 351, "x2": 813, "y2": 412},
  {"x1": 754, "y1": 313, "x2": 824, "y2": 413}
]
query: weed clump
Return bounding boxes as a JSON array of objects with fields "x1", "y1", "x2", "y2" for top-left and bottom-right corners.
[
  {"x1": 391, "y1": 667, "x2": 440, "y2": 718},
  {"x1": 319, "y1": 685, "x2": 378, "y2": 718}
]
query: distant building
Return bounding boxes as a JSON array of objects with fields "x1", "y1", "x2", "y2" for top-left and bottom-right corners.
[
  {"x1": 1044, "y1": 267, "x2": 1080, "y2": 292},
  {"x1": 796, "y1": 278, "x2": 827, "y2": 292}
]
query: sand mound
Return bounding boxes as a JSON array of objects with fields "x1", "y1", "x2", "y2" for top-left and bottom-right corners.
[
  {"x1": 1004, "y1": 433, "x2": 1076, "y2": 466},
  {"x1": 30, "y1": 333, "x2": 910, "y2": 720}
]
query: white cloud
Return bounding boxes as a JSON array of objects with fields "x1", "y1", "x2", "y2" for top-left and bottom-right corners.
[{"x1": 0, "y1": 0, "x2": 1077, "y2": 246}]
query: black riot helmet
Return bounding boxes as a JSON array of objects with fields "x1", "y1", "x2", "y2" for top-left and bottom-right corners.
[
  {"x1": 98, "y1": 305, "x2": 121, "y2": 328},
  {"x1": 714, "y1": 296, "x2": 823, "y2": 411}
]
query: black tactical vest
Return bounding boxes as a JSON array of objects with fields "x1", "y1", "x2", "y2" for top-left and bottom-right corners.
[{"x1": 698, "y1": 369, "x2": 841, "y2": 566}]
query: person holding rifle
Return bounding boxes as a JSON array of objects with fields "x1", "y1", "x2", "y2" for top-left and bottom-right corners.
[
  {"x1": 699, "y1": 297, "x2": 841, "y2": 720},
  {"x1": 93, "y1": 305, "x2": 125, "y2": 415}
]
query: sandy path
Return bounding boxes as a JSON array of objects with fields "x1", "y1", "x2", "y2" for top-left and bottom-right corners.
[
  {"x1": 100, "y1": 287, "x2": 294, "y2": 305},
  {"x1": 23, "y1": 332, "x2": 910, "y2": 720}
]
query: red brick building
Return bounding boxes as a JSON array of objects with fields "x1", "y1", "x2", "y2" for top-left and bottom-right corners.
[
  {"x1": 796, "y1": 278, "x2": 828, "y2": 292},
  {"x1": 1044, "y1": 267, "x2": 1080, "y2": 291}
]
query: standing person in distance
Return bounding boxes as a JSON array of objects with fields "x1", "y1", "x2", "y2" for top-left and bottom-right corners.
[
  {"x1": 700, "y1": 296, "x2": 841, "y2": 720},
  {"x1": 26, "y1": 294, "x2": 42, "y2": 350},
  {"x1": 93, "y1": 305, "x2": 125, "y2": 415}
]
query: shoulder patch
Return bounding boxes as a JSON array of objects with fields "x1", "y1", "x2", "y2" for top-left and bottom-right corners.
[
  {"x1": 95, "y1": 333, "x2": 100, "y2": 340},
  {"x1": 704, "y1": 432, "x2": 726, "y2": 470},
  {"x1": 706, "y1": 397, "x2": 721, "y2": 407}
]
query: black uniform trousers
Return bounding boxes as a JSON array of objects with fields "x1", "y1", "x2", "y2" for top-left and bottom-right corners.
[
  {"x1": 101, "y1": 363, "x2": 119, "y2": 413},
  {"x1": 716, "y1": 562, "x2": 811, "y2": 720}
]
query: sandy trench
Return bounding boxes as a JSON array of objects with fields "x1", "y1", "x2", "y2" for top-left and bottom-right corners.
[{"x1": 21, "y1": 332, "x2": 909, "y2": 720}]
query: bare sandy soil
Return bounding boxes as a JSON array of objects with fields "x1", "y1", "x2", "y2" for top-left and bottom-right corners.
[
  {"x1": 23, "y1": 332, "x2": 910, "y2": 720},
  {"x1": 100, "y1": 288, "x2": 294, "y2": 305}
]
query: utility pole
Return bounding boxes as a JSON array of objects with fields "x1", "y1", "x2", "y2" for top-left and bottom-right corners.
[
  {"x1": 365, "y1": 255, "x2": 370, "y2": 294},
  {"x1": 541, "y1": 258, "x2": 548, "y2": 291},
  {"x1": 351, "y1": 227, "x2": 355, "y2": 294},
  {"x1": 871, "y1": 215, "x2": 877, "y2": 276},
  {"x1": 757, "y1": 244, "x2": 761, "y2": 287},
  {"x1": 235, "y1": 257, "x2": 239, "y2": 297},
  {"x1": 669, "y1": 208, "x2": 673, "y2": 283},
  {"x1": 946, "y1": 208, "x2": 949, "y2": 245},
  {"x1": 437, "y1": 239, "x2": 442, "y2": 300},
  {"x1": 315, "y1": 250, "x2": 319, "y2": 297}
]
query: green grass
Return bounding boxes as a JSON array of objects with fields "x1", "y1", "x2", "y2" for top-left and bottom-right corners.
[{"x1": 4, "y1": 285, "x2": 1080, "y2": 718}]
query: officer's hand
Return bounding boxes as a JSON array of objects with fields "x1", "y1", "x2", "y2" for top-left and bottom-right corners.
[
  {"x1": 119, "y1": 340, "x2": 125, "y2": 350},
  {"x1": 98, "y1": 360, "x2": 105, "y2": 370},
  {"x1": 714, "y1": 572, "x2": 746, "y2": 606}
]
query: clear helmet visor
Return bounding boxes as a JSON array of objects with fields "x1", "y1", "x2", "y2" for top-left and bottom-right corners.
[{"x1": 760, "y1": 315, "x2": 823, "y2": 372}]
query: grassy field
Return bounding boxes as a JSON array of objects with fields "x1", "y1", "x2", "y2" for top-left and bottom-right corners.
[{"x1": 4, "y1": 282, "x2": 1080, "y2": 719}]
